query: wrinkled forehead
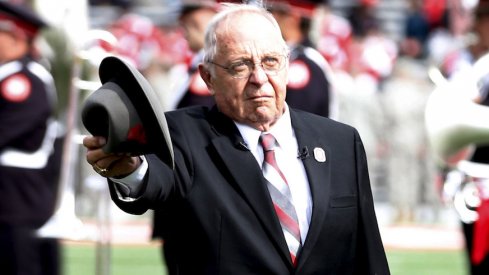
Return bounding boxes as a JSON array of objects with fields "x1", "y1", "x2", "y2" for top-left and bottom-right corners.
[{"x1": 215, "y1": 12, "x2": 286, "y2": 58}]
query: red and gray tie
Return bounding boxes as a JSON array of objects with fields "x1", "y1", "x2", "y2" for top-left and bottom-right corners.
[{"x1": 260, "y1": 133, "x2": 302, "y2": 265}]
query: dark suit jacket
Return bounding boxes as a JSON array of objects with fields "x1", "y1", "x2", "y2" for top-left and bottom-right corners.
[{"x1": 109, "y1": 106, "x2": 390, "y2": 275}]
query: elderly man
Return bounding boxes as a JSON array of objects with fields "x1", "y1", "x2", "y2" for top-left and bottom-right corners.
[{"x1": 83, "y1": 3, "x2": 389, "y2": 274}]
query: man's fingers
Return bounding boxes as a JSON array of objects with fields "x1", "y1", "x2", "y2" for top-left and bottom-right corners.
[
  {"x1": 94, "y1": 154, "x2": 124, "y2": 170},
  {"x1": 83, "y1": 136, "x2": 106, "y2": 149},
  {"x1": 83, "y1": 135, "x2": 140, "y2": 177}
]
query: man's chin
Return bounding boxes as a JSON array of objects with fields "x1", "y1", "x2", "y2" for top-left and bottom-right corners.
[{"x1": 248, "y1": 107, "x2": 279, "y2": 123}]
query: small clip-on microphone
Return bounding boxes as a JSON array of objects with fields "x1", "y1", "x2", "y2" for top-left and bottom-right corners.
[{"x1": 297, "y1": 146, "x2": 309, "y2": 160}]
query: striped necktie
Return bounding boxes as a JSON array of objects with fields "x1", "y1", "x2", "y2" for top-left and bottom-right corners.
[{"x1": 260, "y1": 133, "x2": 302, "y2": 265}]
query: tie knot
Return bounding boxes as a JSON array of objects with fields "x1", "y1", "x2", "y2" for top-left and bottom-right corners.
[{"x1": 260, "y1": 133, "x2": 276, "y2": 151}]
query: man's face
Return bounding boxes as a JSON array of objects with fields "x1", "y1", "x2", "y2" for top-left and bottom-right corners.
[
  {"x1": 180, "y1": 8, "x2": 216, "y2": 53},
  {"x1": 200, "y1": 12, "x2": 288, "y2": 131},
  {"x1": 269, "y1": 9, "x2": 294, "y2": 41},
  {"x1": 0, "y1": 30, "x2": 17, "y2": 63}
]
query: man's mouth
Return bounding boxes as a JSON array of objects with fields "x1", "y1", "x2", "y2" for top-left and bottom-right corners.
[{"x1": 248, "y1": 95, "x2": 272, "y2": 101}]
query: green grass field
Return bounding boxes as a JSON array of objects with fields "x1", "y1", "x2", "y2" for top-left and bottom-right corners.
[
  {"x1": 62, "y1": 243, "x2": 469, "y2": 275},
  {"x1": 387, "y1": 249, "x2": 467, "y2": 275},
  {"x1": 63, "y1": 244, "x2": 166, "y2": 275}
]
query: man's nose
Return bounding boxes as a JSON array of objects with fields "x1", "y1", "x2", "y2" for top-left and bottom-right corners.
[{"x1": 248, "y1": 64, "x2": 268, "y2": 84}]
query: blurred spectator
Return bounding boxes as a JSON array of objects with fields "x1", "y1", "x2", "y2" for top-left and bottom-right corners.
[
  {"x1": 348, "y1": 0, "x2": 379, "y2": 39},
  {"x1": 169, "y1": 0, "x2": 219, "y2": 110},
  {"x1": 337, "y1": 0, "x2": 397, "y2": 203},
  {"x1": 424, "y1": 0, "x2": 448, "y2": 30},
  {"x1": 346, "y1": 0, "x2": 397, "y2": 94},
  {"x1": 381, "y1": 57, "x2": 437, "y2": 224},
  {"x1": 313, "y1": 1, "x2": 353, "y2": 73},
  {"x1": 400, "y1": 0, "x2": 430, "y2": 59},
  {"x1": 427, "y1": 0, "x2": 476, "y2": 72},
  {"x1": 0, "y1": 2, "x2": 63, "y2": 275},
  {"x1": 142, "y1": 26, "x2": 190, "y2": 111},
  {"x1": 351, "y1": 32, "x2": 397, "y2": 92},
  {"x1": 104, "y1": 9, "x2": 168, "y2": 72},
  {"x1": 267, "y1": 0, "x2": 334, "y2": 118}
]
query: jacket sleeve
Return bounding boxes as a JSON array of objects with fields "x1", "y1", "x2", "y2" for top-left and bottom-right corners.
[
  {"x1": 353, "y1": 129, "x2": 391, "y2": 275},
  {"x1": 107, "y1": 115, "x2": 193, "y2": 215},
  {"x1": 107, "y1": 153, "x2": 177, "y2": 215}
]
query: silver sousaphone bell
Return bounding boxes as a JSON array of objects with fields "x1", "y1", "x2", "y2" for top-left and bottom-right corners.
[{"x1": 425, "y1": 53, "x2": 489, "y2": 223}]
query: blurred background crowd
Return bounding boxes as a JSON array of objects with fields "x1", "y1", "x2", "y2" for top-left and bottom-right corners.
[{"x1": 2, "y1": 0, "x2": 489, "y2": 274}]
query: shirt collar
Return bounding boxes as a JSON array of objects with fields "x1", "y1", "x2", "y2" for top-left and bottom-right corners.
[{"x1": 235, "y1": 104, "x2": 294, "y2": 150}]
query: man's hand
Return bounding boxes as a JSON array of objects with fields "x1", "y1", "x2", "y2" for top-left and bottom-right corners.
[{"x1": 83, "y1": 136, "x2": 141, "y2": 178}]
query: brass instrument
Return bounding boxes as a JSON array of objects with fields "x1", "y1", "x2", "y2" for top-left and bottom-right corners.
[{"x1": 425, "y1": 53, "x2": 489, "y2": 223}]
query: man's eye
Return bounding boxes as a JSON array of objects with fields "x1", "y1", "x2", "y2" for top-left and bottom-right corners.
[
  {"x1": 262, "y1": 57, "x2": 279, "y2": 68},
  {"x1": 230, "y1": 62, "x2": 249, "y2": 72}
]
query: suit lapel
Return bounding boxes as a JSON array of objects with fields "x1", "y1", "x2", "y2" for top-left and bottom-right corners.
[
  {"x1": 290, "y1": 111, "x2": 332, "y2": 267},
  {"x1": 207, "y1": 109, "x2": 293, "y2": 267}
]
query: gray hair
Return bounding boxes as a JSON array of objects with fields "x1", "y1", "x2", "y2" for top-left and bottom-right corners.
[{"x1": 202, "y1": 3, "x2": 287, "y2": 65}]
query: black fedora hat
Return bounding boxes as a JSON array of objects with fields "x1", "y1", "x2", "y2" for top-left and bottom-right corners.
[{"x1": 81, "y1": 56, "x2": 174, "y2": 168}]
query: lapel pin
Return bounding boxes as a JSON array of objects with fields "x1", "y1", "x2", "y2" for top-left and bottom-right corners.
[{"x1": 313, "y1": 147, "x2": 326, "y2": 162}]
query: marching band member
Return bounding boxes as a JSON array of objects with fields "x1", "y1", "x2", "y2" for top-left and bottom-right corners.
[
  {"x1": 0, "y1": 2, "x2": 62, "y2": 275},
  {"x1": 267, "y1": 0, "x2": 335, "y2": 119},
  {"x1": 432, "y1": 1, "x2": 489, "y2": 273}
]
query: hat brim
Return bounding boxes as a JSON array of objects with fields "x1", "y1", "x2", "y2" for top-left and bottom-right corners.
[{"x1": 85, "y1": 56, "x2": 174, "y2": 168}]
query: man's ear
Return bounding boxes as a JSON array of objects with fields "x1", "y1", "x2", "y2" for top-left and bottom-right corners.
[{"x1": 198, "y1": 64, "x2": 214, "y2": 95}]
